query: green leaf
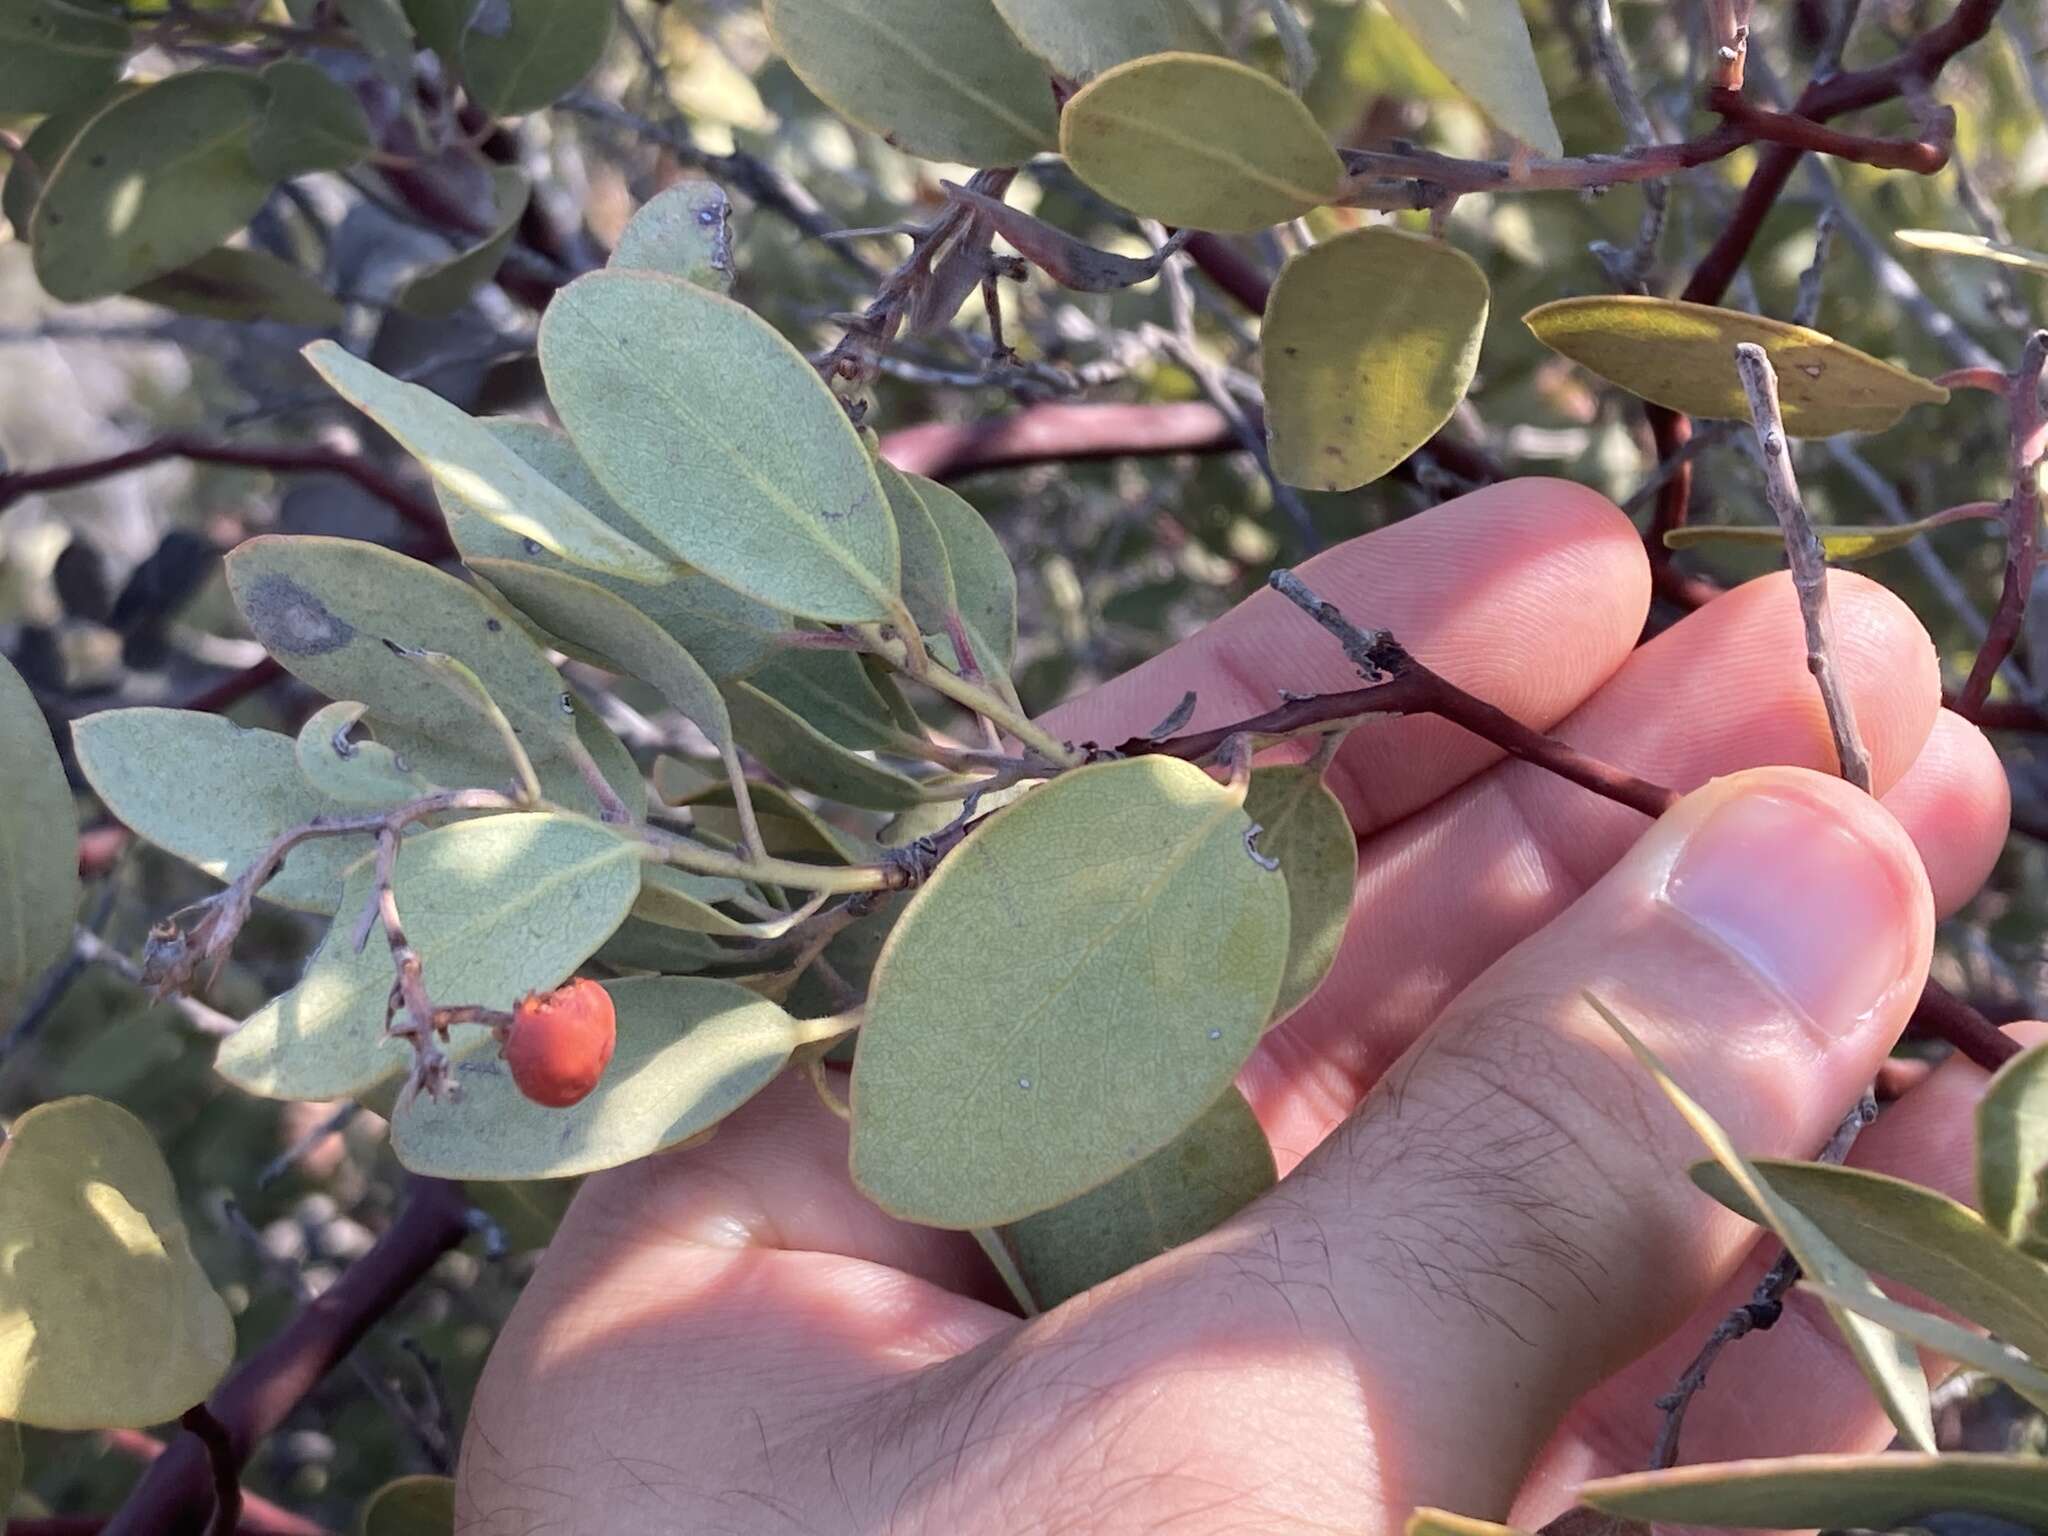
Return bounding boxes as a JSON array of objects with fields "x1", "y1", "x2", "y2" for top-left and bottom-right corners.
[
  {"x1": 396, "y1": 164, "x2": 530, "y2": 316},
  {"x1": 1406, "y1": 1513, "x2": 1533, "y2": 1536},
  {"x1": 1798, "y1": 1279, "x2": 2048, "y2": 1415},
  {"x1": 462, "y1": 1175, "x2": 577, "y2": 1251},
  {"x1": 0, "y1": 0, "x2": 127, "y2": 115},
  {"x1": 358, "y1": 1474, "x2": 455, "y2": 1536},
  {"x1": 609, "y1": 179, "x2": 735, "y2": 293},
  {"x1": 217, "y1": 812, "x2": 640, "y2": 1100},
  {"x1": 1586, "y1": 995, "x2": 1936, "y2": 1453},
  {"x1": 742, "y1": 651, "x2": 921, "y2": 754},
  {"x1": 852, "y1": 756, "x2": 1290, "y2": 1227},
  {"x1": 631, "y1": 865, "x2": 758, "y2": 937},
  {"x1": 0, "y1": 1097, "x2": 232, "y2": 1429},
  {"x1": 725, "y1": 681, "x2": 927, "y2": 810},
  {"x1": 3, "y1": 85, "x2": 132, "y2": 235},
  {"x1": 459, "y1": 0, "x2": 611, "y2": 116},
  {"x1": 73, "y1": 709, "x2": 361, "y2": 912},
  {"x1": 0, "y1": 656, "x2": 78, "y2": 1003},
  {"x1": 30, "y1": 69, "x2": 274, "y2": 302},
  {"x1": 1060, "y1": 54, "x2": 1343, "y2": 233},
  {"x1": 591, "y1": 916, "x2": 727, "y2": 976},
  {"x1": 764, "y1": 0, "x2": 1058, "y2": 168},
  {"x1": 400, "y1": 0, "x2": 470, "y2": 59},
  {"x1": 1582, "y1": 1455, "x2": 2048, "y2": 1529},
  {"x1": 992, "y1": 0, "x2": 1222, "y2": 80},
  {"x1": 661, "y1": 775, "x2": 872, "y2": 864},
  {"x1": 250, "y1": 58, "x2": 373, "y2": 178},
  {"x1": 0, "y1": 1419, "x2": 18, "y2": 1514},
  {"x1": 1980, "y1": 1041, "x2": 2048, "y2": 1250},
  {"x1": 1378, "y1": 0, "x2": 1560, "y2": 157},
  {"x1": 440, "y1": 419, "x2": 787, "y2": 682},
  {"x1": 1895, "y1": 227, "x2": 2048, "y2": 274},
  {"x1": 904, "y1": 472, "x2": 1017, "y2": 666},
  {"x1": 392, "y1": 977, "x2": 805, "y2": 1178},
  {"x1": 881, "y1": 458, "x2": 960, "y2": 646},
  {"x1": 1691, "y1": 1158, "x2": 2048, "y2": 1366},
  {"x1": 1243, "y1": 765, "x2": 1353, "y2": 1019},
  {"x1": 540, "y1": 270, "x2": 906, "y2": 625},
  {"x1": 1000, "y1": 1086, "x2": 1274, "y2": 1308},
  {"x1": 130, "y1": 247, "x2": 345, "y2": 327},
  {"x1": 304, "y1": 348, "x2": 676, "y2": 590},
  {"x1": 386, "y1": 694, "x2": 646, "y2": 826},
  {"x1": 1264, "y1": 226, "x2": 1487, "y2": 491},
  {"x1": 1523, "y1": 297, "x2": 1949, "y2": 437},
  {"x1": 336, "y1": 0, "x2": 416, "y2": 90},
  {"x1": 883, "y1": 464, "x2": 1014, "y2": 689},
  {"x1": 295, "y1": 702, "x2": 435, "y2": 808},
  {"x1": 1663, "y1": 501, "x2": 2000, "y2": 562}
]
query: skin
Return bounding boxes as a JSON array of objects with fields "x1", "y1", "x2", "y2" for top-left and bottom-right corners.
[{"x1": 457, "y1": 480, "x2": 2025, "y2": 1535}]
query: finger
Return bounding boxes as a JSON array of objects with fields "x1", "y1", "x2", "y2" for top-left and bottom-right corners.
[
  {"x1": 1878, "y1": 709, "x2": 2011, "y2": 917},
  {"x1": 1043, "y1": 478, "x2": 1649, "y2": 833},
  {"x1": 1510, "y1": 1020, "x2": 2048, "y2": 1527}
]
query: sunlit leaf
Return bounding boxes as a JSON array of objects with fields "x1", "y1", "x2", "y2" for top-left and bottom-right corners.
[
  {"x1": 1895, "y1": 227, "x2": 2048, "y2": 275},
  {"x1": 1265, "y1": 227, "x2": 1487, "y2": 491},
  {"x1": 397, "y1": 165, "x2": 530, "y2": 316},
  {"x1": 764, "y1": 0, "x2": 1058, "y2": 168},
  {"x1": 1582, "y1": 1455, "x2": 2048, "y2": 1529},
  {"x1": 609, "y1": 179, "x2": 735, "y2": 293},
  {"x1": 1061, "y1": 53, "x2": 1343, "y2": 232},
  {"x1": 725, "y1": 681, "x2": 926, "y2": 810},
  {"x1": 304, "y1": 342, "x2": 670, "y2": 583},
  {"x1": 852, "y1": 756, "x2": 1290, "y2": 1227},
  {"x1": 131, "y1": 247, "x2": 345, "y2": 327},
  {"x1": 1000, "y1": 1086, "x2": 1274, "y2": 1308},
  {"x1": 1407, "y1": 1511, "x2": 1534, "y2": 1536},
  {"x1": 0, "y1": 656, "x2": 77, "y2": 1003},
  {"x1": 1980, "y1": 1042, "x2": 2048, "y2": 1253},
  {"x1": 0, "y1": 0, "x2": 128, "y2": 114},
  {"x1": 1799, "y1": 1279, "x2": 2048, "y2": 1415},
  {"x1": 216, "y1": 812, "x2": 640, "y2": 1100},
  {"x1": 359, "y1": 1474, "x2": 455, "y2": 1536},
  {"x1": 1587, "y1": 995, "x2": 1936, "y2": 1452},
  {"x1": 1378, "y1": 0, "x2": 1560, "y2": 156},
  {"x1": 1244, "y1": 765, "x2": 1354, "y2": 1018},
  {"x1": 0, "y1": 1097, "x2": 232, "y2": 1429},
  {"x1": 460, "y1": 0, "x2": 611, "y2": 116},
  {"x1": 1524, "y1": 297, "x2": 1948, "y2": 437},
  {"x1": 250, "y1": 57, "x2": 372, "y2": 177},
  {"x1": 393, "y1": 977, "x2": 806, "y2": 1179},
  {"x1": 992, "y1": 0, "x2": 1222, "y2": 80},
  {"x1": 295, "y1": 702, "x2": 435, "y2": 808},
  {"x1": 1663, "y1": 501, "x2": 2000, "y2": 561},
  {"x1": 540, "y1": 270, "x2": 907, "y2": 626},
  {"x1": 30, "y1": 69, "x2": 274, "y2": 302}
]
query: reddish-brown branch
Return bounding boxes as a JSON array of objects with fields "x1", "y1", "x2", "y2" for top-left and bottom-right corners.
[
  {"x1": 6, "y1": 1522, "x2": 319, "y2": 1536},
  {"x1": 1910, "y1": 978, "x2": 2024, "y2": 1070},
  {"x1": 102, "y1": 1178, "x2": 470, "y2": 1536},
  {"x1": 1958, "y1": 332, "x2": 2048, "y2": 712},
  {"x1": 1952, "y1": 692, "x2": 2048, "y2": 731},
  {"x1": 879, "y1": 402, "x2": 1236, "y2": 479},
  {"x1": 1704, "y1": 89, "x2": 1949, "y2": 174},
  {"x1": 180, "y1": 659, "x2": 285, "y2": 716}
]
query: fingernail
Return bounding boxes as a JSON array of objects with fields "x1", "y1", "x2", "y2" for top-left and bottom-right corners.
[{"x1": 1662, "y1": 791, "x2": 1919, "y2": 1030}]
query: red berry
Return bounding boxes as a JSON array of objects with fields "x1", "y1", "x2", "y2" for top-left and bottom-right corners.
[{"x1": 504, "y1": 979, "x2": 616, "y2": 1107}]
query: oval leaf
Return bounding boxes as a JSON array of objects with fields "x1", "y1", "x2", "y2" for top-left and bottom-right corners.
[
  {"x1": 359, "y1": 1474, "x2": 456, "y2": 1536},
  {"x1": 851, "y1": 756, "x2": 1291, "y2": 1227},
  {"x1": 1060, "y1": 54, "x2": 1343, "y2": 233},
  {"x1": 1379, "y1": 0, "x2": 1560, "y2": 157},
  {"x1": 295, "y1": 702, "x2": 435, "y2": 808},
  {"x1": 904, "y1": 472, "x2": 1017, "y2": 667},
  {"x1": 460, "y1": 0, "x2": 612, "y2": 117},
  {"x1": 609, "y1": 179, "x2": 735, "y2": 293},
  {"x1": 251, "y1": 57, "x2": 372, "y2": 178},
  {"x1": 1663, "y1": 500, "x2": 2001, "y2": 562},
  {"x1": 397, "y1": 164, "x2": 531, "y2": 316},
  {"x1": 992, "y1": 0, "x2": 1223, "y2": 81},
  {"x1": 764, "y1": 0, "x2": 1058, "y2": 168},
  {"x1": 1000, "y1": 1086, "x2": 1274, "y2": 1308},
  {"x1": 0, "y1": 655, "x2": 78, "y2": 1000},
  {"x1": 131, "y1": 246, "x2": 345, "y2": 327},
  {"x1": 1895, "y1": 227, "x2": 2048, "y2": 275},
  {"x1": 392, "y1": 977, "x2": 804, "y2": 1178},
  {"x1": 0, "y1": 1097, "x2": 232, "y2": 1429},
  {"x1": 1582, "y1": 1454, "x2": 2048, "y2": 1529},
  {"x1": 0, "y1": 0, "x2": 127, "y2": 115},
  {"x1": 725, "y1": 681, "x2": 926, "y2": 810},
  {"x1": 3, "y1": 85, "x2": 134, "y2": 235},
  {"x1": 1524, "y1": 297, "x2": 1949, "y2": 437},
  {"x1": 216, "y1": 812, "x2": 640, "y2": 1100},
  {"x1": 1980, "y1": 1041, "x2": 2048, "y2": 1250},
  {"x1": 1244, "y1": 764, "x2": 1354, "y2": 1018},
  {"x1": 540, "y1": 270, "x2": 905, "y2": 625},
  {"x1": 1266, "y1": 226, "x2": 1487, "y2": 491}
]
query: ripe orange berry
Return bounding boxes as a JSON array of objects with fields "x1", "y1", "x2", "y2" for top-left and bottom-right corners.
[{"x1": 504, "y1": 978, "x2": 616, "y2": 1108}]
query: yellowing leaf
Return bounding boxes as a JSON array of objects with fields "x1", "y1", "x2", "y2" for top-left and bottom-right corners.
[
  {"x1": 992, "y1": 0, "x2": 1223, "y2": 81},
  {"x1": 852, "y1": 756, "x2": 1290, "y2": 1227},
  {"x1": 1061, "y1": 53, "x2": 1343, "y2": 232},
  {"x1": 1582, "y1": 1455, "x2": 2048, "y2": 1529},
  {"x1": 0, "y1": 655, "x2": 78, "y2": 1001},
  {"x1": 1663, "y1": 501, "x2": 2000, "y2": 561},
  {"x1": 1378, "y1": 0, "x2": 1560, "y2": 156},
  {"x1": 1243, "y1": 765, "x2": 1354, "y2": 1018},
  {"x1": 1895, "y1": 227, "x2": 2048, "y2": 275},
  {"x1": 765, "y1": 0, "x2": 1058, "y2": 167},
  {"x1": 1265, "y1": 227, "x2": 1487, "y2": 491},
  {"x1": 0, "y1": 1097, "x2": 232, "y2": 1429},
  {"x1": 1524, "y1": 297, "x2": 1948, "y2": 437},
  {"x1": 1407, "y1": 1512, "x2": 1534, "y2": 1536},
  {"x1": 397, "y1": 165, "x2": 531, "y2": 316},
  {"x1": 359, "y1": 1474, "x2": 456, "y2": 1536}
]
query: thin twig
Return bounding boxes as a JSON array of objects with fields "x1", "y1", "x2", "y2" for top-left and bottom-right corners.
[
  {"x1": 1585, "y1": 0, "x2": 1669, "y2": 289},
  {"x1": 1959, "y1": 331, "x2": 2048, "y2": 712}
]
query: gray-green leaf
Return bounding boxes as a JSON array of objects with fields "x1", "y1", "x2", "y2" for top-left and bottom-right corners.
[
  {"x1": 1378, "y1": 0, "x2": 1560, "y2": 157},
  {"x1": 131, "y1": 247, "x2": 345, "y2": 328},
  {"x1": 1244, "y1": 764, "x2": 1354, "y2": 1018},
  {"x1": 251, "y1": 58, "x2": 373, "y2": 178},
  {"x1": 725, "y1": 681, "x2": 927, "y2": 810},
  {"x1": 0, "y1": 654, "x2": 78, "y2": 1000},
  {"x1": 609, "y1": 179, "x2": 735, "y2": 293},
  {"x1": 460, "y1": 0, "x2": 612, "y2": 116},
  {"x1": 397, "y1": 164, "x2": 531, "y2": 316},
  {"x1": 1582, "y1": 1454, "x2": 2048, "y2": 1529},
  {"x1": 991, "y1": 0, "x2": 1223, "y2": 81},
  {"x1": 1980, "y1": 1041, "x2": 2048, "y2": 1251},
  {"x1": 0, "y1": 0, "x2": 127, "y2": 115},
  {"x1": 295, "y1": 702, "x2": 435, "y2": 808}
]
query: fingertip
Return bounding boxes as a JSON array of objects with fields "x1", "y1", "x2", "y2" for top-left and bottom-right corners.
[{"x1": 1881, "y1": 709, "x2": 2012, "y2": 917}]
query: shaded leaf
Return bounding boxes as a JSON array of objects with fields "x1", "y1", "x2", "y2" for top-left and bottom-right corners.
[
  {"x1": 631, "y1": 865, "x2": 758, "y2": 937},
  {"x1": 397, "y1": 164, "x2": 531, "y2": 316},
  {"x1": 0, "y1": 656, "x2": 77, "y2": 1002},
  {"x1": 1587, "y1": 995, "x2": 1935, "y2": 1452},
  {"x1": 764, "y1": 0, "x2": 1058, "y2": 168},
  {"x1": 3, "y1": 85, "x2": 132, "y2": 235},
  {"x1": 303, "y1": 345, "x2": 669, "y2": 583},
  {"x1": 905, "y1": 472, "x2": 1017, "y2": 667},
  {"x1": 1001, "y1": 1086, "x2": 1274, "y2": 1308},
  {"x1": 661, "y1": 775, "x2": 872, "y2": 864},
  {"x1": 0, "y1": 0, "x2": 127, "y2": 115},
  {"x1": 1895, "y1": 227, "x2": 2048, "y2": 275},
  {"x1": 1524, "y1": 297, "x2": 1948, "y2": 437},
  {"x1": 131, "y1": 247, "x2": 345, "y2": 327},
  {"x1": 1582, "y1": 1455, "x2": 2048, "y2": 1529},
  {"x1": 393, "y1": 977, "x2": 805, "y2": 1178},
  {"x1": 609, "y1": 178, "x2": 734, "y2": 293},
  {"x1": 1060, "y1": 53, "x2": 1343, "y2": 233},
  {"x1": 217, "y1": 812, "x2": 640, "y2": 1099},
  {"x1": 336, "y1": 0, "x2": 415, "y2": 90},
  {"x1": 540, "y1": 270, "x2": 905, "y2": 625},
  {"x1": 295, "y1": 702, "x2": 435, "y2": 808},
  {"x1": 460, "y1": 0, "x2": 611, "y2": 116},
  {"x1": 30, "y1": 69, "x2": 273, "y2": 302},
  {"x1": 725, "y1": 681, "x2": 926, "y2": 810},
  {"x1": 1798, "y1": 1279, "x2": 2048, "y2": 1415},
  {"x1": 591, "y1": 917, "x2": 727, "y2": 977},
  {"x1": 852, "y1": 756, "x2": 1290, "y2": 1227},
  {"x1": 880, "y1": 458, "x2": 960, "y2": 644},
  {"x1": 0, "y1": 1419, "x2": 17, "y2": 1514},
  {"x1": 1244, "y1": 765, "x2": 1354, "y2": 1018},
  {"x1": 251, "y1": 57, "x2": 372, "y2": 178},
  {"x1": 462, "y1": 1176, "x2": 577, "y2": 1252},
  {"x1": 358, "y1": 1474, "x2": 455, "y2": 1536},
  {"x1": 991, "y1": 0, "x2": 1223, "y2": 81},
  {"x1": 1692, "y1": 1158, "x2": 2048, "y2": 1366},
  {"x1": 1379, "y1": 0, "x2": 1560, "y2": 156},
  {"x1": 400, "y1": 0, "x2": 471, "y2": 58},
  {"x1": 0, "y1": 1097, "x2": 232, "y2": 1429},
  {"x1": 1663, "y1": 501, "x2": 2000, "y2": 561},
  {"x1": 1980, "y1": 1042, "x2": 2048, "y2": 1251},
  {"x1": 744, "y1": 650, "x2": 924, "y2": 754},
  {"x1": 1265, "y1": 226, "x2": 1487, "y2": 491}
]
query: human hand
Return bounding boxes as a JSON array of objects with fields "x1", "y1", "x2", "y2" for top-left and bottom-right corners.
[{"x1": 457, "y1": 480, "x2": 2025, "y2": 1535}]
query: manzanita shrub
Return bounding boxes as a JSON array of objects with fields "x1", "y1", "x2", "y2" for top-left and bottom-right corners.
[{"x1": 3, "y1": 0, "x2": 2048, "y2": 1530}]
